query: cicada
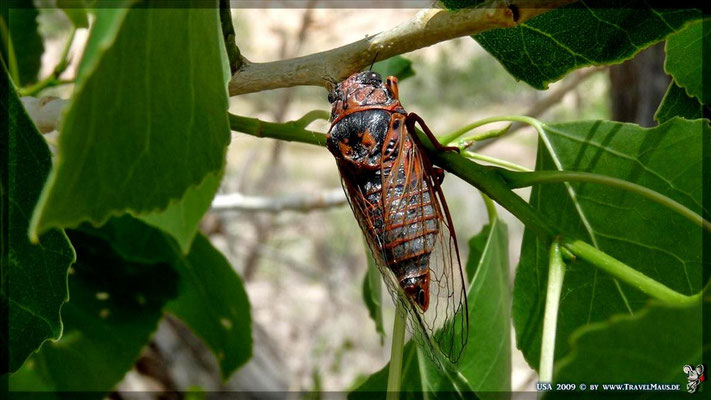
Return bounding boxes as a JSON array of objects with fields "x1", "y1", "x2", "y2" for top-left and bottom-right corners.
[{"x1": 326, "y1": 70, "x2": 469, "y2": 364}]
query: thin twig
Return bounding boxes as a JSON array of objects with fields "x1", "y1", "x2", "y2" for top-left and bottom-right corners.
[
  {"x1": 211, "y1": 189, "x2": 347, "y2": 213},
  {"x1": 228, "y1": 0, "x2": 575, "y2": 96}
]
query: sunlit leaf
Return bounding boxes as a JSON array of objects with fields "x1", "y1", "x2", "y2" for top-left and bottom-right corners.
[
  {"x1": 30, "y1": 2, "x2": 230, "y2": 240},
  {"x1": 139, "y1": 170, "x2": 222, "y2": 254},
  {"x1": 514, "y1": 118, "x2": 708, "y2": 371},
  {"x1": 664, "y1": 19, "x2": 710, "y2": 104}
]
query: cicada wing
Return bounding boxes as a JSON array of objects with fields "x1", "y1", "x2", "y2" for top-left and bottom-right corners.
[{"x1": 379, "y1": 121, "x2": 469, "y2": 366}]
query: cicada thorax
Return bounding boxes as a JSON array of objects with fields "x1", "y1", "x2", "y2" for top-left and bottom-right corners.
[{"x1": 326, "y1": 71, "x2": 437, "y2": 312}]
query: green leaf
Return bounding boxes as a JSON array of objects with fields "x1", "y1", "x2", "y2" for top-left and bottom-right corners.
[
  {"x1": 164, "y1": 233, "x2": 252, "y2": 379},
  {"x1": 665, "y1": 19, "x2": 710, "y2": 104},
  {"x1": 514, "y1": 118, "x2": 708, "y2": 372},
  {"x1": 371, "y1": 55, "x2": 415, "y2": 81},
  {"x1": 5, "y1": 7, "x2": 45, "y2": 86},
  {"x1": 459, "y1": 219, "x2": 511, "y2": 395},
  {"x1": 82, "y1": 216, "x2": 252, "y2": 379},
  {"x1": 56, "y1": 0, "x2": 89, "y2": 28},
  {"x1": 654, "y1": 82, "x2": 705, "y2": 124},
  {"x1": 9, "y1": 229, "x2": 179, "y2": 394},
  {"x1": 75, "y1": 5, "x2": 134, "y2": 81},
  {"x1": 549, "y1": 299, "x2": 702, "y2": 394},
  {"x1": 139, "y1": 170, "x2": 222, "y2": 254},
  {"x1": 473, "y1": 4, "x2": 701, "y2": 89},
  {"x1": 2, "y1": 67, "x2": 75, "y2": 374},
  {"x1": 362, "y1": 249, "x2": 385, "y2": 342},
  {"x1": 30, "y1": 2, "x2": 231, "y2": 239},
  {"x1": 350, "y1": 217, "x2": 511, "y2": 397}
]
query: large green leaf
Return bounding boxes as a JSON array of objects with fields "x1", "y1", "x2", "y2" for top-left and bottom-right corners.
[
  {"x1": 9, "y1": 229, "x2": 178, "y2": 395},
  {"x1": 139, "y1": 170, "x2": 222, "y2": 254},
  {"x1": 514, "y1": 118, "x2": 708, "y2": 372},
  {"x1": 458, "y1": 219, "x2": 510, "y2": 395},
  {"x1": 4, "y1": 6, "x2": 44, "y2": 86},
  {"x1": 83, "y1": 216, "x2": 252, "y2": 379},
  {"x1": 473, "y1": 4, "x2": 700, "y2": 89},
  {"x1": 2, "y1": 67, "x2": 75, "y2": 374},
  {"x1": 549, "y1": 299, "x2": 702, "y2": 395},
  {"x1": 664, "y1": 19, "x2": 710, "y2": 104},
  {"x1": 654, "y1": 82, "x2": 704, "y2": 124},
  {"x1": 350, "y1": 216, "x2": 510, "y2": 398},
  {"x1": 29, "y1": 2, "x2": 231, "y2": 240}
]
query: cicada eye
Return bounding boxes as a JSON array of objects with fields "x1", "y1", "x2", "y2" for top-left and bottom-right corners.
[{"x1": 328, "y1": 91, "x2": 337, "y2": 103}]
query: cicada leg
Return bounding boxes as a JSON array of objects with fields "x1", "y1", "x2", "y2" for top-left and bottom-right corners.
[{"x1": 405, "y1": 113, "x2": 461, "y2": 154}]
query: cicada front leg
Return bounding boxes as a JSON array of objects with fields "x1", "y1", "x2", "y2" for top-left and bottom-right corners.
[{"x1": 405, "y1": 112, "x2": 461, "y2": 154}]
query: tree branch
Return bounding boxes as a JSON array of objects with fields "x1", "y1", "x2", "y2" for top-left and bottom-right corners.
[
  {"x1": 228, "y1": 0, "x2": 576, "y2": 96},
  {"x1": 211, "y1": 189, "x2": 347, "y2": 213}
]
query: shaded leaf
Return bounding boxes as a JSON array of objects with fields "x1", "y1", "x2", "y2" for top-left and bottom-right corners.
[
  {"x1": 654, "y1": 81, "x2": 705, "y2": 124},
  {"x1": 665, "y1": 19, "x2": 710, "y2": 104},
  {"x1": 9, "y1": 229, "x2": 178, "y2": 394},
  {"x1": 474, "y1": 4, "x2": 700, "y2": 89},
  {"x1": 2, "y1": 67, "x2": 74, "y2": 374},
  {"x1": 362, "y1": 249, "x2": 385, "y2": 341},
  {"x1": 82, "y1": 216, "x2": 253, "y2": 379},
  {"x1": 164, "y1": 233, "x2": 252, "y2": 379},
  {"x1": 514, "y1": 118, "x2": 708, "y2": 371},
  {"x1": 549, "y1": 299, "x2": 702, "y2": 396},
  {"x1": 139, "y1": 170, "x2": 222, "y2": 254},
  {"x1": 372, "y1": 55, "x2": 415, "y2": 81},
  {"x1": 30, "y1": 3, "x2": 231, "y2": 239},
  {"x1": 6, "y1": 7, "x2": 45, "y2": 86}
]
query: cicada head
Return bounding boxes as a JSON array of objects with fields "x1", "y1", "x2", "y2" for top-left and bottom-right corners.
[
  {"x1": 327, "y1": 71, "x2": 401, "y2": 122},
  {"x1": 401, "y1": 273, "x2": 430, "y2": 311}
]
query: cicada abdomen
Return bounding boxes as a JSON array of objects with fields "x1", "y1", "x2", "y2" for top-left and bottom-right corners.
[{"x1": 326, "y1": 70, "x2": 469, "y2": 365}]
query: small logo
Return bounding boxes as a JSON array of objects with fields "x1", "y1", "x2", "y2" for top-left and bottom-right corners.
[{"x1": 683, "y1": 364, "x2": 705, "y2": 393}]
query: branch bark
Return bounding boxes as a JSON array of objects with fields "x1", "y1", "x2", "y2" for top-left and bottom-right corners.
[
  {"x1": 212, "y1": 189, "x2": 347, "y2": 213},
  {"x1": 228, "y1": 0, "x2": 576, "y2": 96}
]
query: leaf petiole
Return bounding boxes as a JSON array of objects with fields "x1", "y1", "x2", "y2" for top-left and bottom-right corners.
[
  {"x1": 562, "y1": 239, "x2": 701, "y2": 306},
  {"x1": 539, "y1": 239, "x2": 566, "y2": 383},
  {"x1": 501, "y1": 169, "x2": 711, "y2": 233}
]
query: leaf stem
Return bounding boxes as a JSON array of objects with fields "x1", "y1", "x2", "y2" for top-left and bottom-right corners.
[
  {"x1": 386, "y1": 303, "x2": 407, "y2": 399},
  {"x1": 462, "y1": 150, "x2": 531, "y2": 172},
  {"x1": 562, "y1": 239, "x2": 701, "y2": 305},
  {"x1": 500, "y1": 170, "x2": 711, "y2": 233},
  {"x1": 0, "y1": 16, "x2": 20, "y2": 84},
  {"x1": 440, "y1": 115, "x2": 543, "y2": 145},
  {"x1": 19, "y1": 27, "x2": 77, "y2": 97},
  {"x1": 481, "y1": 192, "x2": 498, "y2": 223},
  {"x1": 539, "y1": 239, "x2": 566, "y2": 382}
]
